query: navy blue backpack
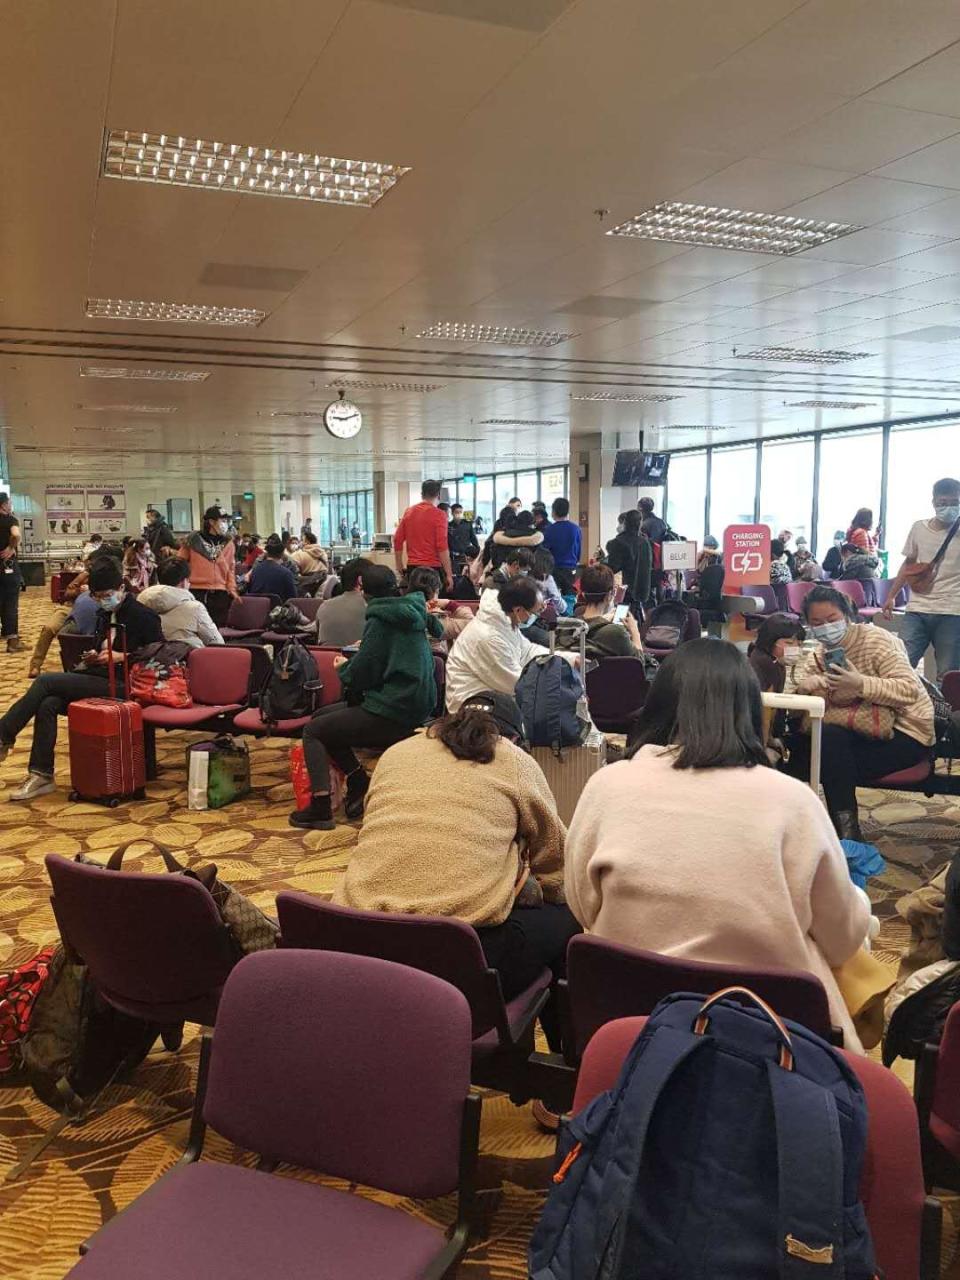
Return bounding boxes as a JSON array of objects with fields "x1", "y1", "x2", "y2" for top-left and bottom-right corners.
[
  {"x1": 530, "y1": 988, "x2": 878, "y2": 1280},
  {"x1": 515, "y1": 618, "x2": 591, "y2": 752}
]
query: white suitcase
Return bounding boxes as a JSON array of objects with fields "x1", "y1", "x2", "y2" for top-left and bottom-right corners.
[
  {"x1": 529, "y1": 618, "x2": 606, "y2": 824},
  {"x1": 760, "y1": 691, "x2": 825, "y2": 792}
]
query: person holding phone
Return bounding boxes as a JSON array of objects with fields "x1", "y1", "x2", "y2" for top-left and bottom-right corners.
[
  {"x1": 558, "y1": 564, "x2": 643, "y2": 661},
  {"x1": 788, "y1": 586, "x2": 934, "y2": 841}
]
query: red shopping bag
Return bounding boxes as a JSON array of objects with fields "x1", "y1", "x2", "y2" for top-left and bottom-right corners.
[{"x1": 290, "y1": 743, "x2": 345, "y2": 812}]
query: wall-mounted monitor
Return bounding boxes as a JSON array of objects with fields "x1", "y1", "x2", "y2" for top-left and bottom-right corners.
[{"x1": 611, "y1": 450, "x2": 670, "y2": 486}]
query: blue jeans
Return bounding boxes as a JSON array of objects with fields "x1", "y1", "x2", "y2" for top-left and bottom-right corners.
[{"x1": 901, "y1": 611, "x2": 960, "y2": 680}]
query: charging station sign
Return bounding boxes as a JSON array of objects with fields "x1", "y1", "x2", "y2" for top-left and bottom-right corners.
[{"x1": 724, "y1": 524, "x2": 771, "y2": 589}]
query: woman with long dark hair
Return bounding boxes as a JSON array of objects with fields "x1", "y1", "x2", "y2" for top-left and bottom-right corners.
[
  {"x1": 846, "y1": 507, "x2": 878, "y2": 555},
  {"x1": 564, "y1": 638, "x2": 870, "y2": 1049}
]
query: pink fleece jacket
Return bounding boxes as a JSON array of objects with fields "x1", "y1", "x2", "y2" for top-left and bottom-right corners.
[{"x1": 564, "y1": 745, "x2": 870, "y2": 1050}]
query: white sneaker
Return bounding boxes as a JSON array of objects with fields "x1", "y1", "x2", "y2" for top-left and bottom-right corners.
[{"x1": 10, "y1": 773, "x2": 56, "y2": 801}]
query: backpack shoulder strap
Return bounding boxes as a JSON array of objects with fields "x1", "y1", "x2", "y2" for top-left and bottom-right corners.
[{"x1": 766, "y1": 1060, "x2": 845, "y2": 1278}]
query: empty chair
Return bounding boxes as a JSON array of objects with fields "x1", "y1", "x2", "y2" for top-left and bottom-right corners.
[
  {"x1": 834, "y1": 579, "x2": 867, "y2": 609},
  {"x1": 65, "y1": 949, "x2": 479, "y2": 1280},
  {"x1": 585, "y1": 658, "x2": 649, "y2": 733},
  {"x1": 276, "y1": 892, "x2": 551, "y2": 1102},
  {"x1": 563, "y1": 934, "x2": 837, "y2": 1062},
  {"x1": 875, "y1": 578, "x2": 909, "y2": 611},
  {"x1": 233, "y1": 647, "x2": 342, "y2": 735},
  {"x1": 785, "y1": 580, "x2": 815, "y2": 614},
  {"x1": 572, "y1": 1018, "x2": 941, "y2": 1280},
  {"x1": 643, "y1": 606, "x2": 701, "y2": 659},
  {"x1": 219, "y1": 595, "x2": 273, "y2": 642}
]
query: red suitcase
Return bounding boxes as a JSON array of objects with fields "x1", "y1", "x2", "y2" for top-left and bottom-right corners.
[{"x1": 67, "y1": 633, "x2": 146, "y2": 807}]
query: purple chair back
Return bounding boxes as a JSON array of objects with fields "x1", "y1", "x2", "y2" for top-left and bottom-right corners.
[
  {"x1": 188, "y1": 645, "x2": 251, "y2": 705},
  {"x1": 566, "y1": 934, "x2": 834, "y2": 1059},
  {"x1": 834, "y1": 579, "x2": 867, "y2": 610},
  {"x1": 224, "y1": 595, "x2": 272, "y2": 631},
  {"x1": 585, "y1": 658, "x2": 650, "y2": 733},
  {"x1": 204, "y1": 949, "x2": 471, "y2": 1197},
  {"x1": 749, "y1": 586, "x2": 779, "y2": 614},
  {"x1": 45, "y1": 853, "x2": 235, "y2": 1024},
  {"x1": 276, "y1": 892, "x2": 505, "y2": 1039},
  {"x1": 785, "y1": 581, "x2": 815, "y2": 614},
  {"x1": 684, "y1": 606, "x2": 701, "y2": 640},
  {"x1": 874, "y1": 579, "x2": 909, "y2": 609},
  {"x1": 288, "y1": 597, "x2": 322, "y2": 622}
]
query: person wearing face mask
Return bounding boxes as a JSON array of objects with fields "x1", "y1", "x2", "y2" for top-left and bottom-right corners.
[
  {"x1": 789, "y1": 585, "x2": 934, "y2": 841},
  {"x1": 446, "y1": 576, "x2": 577, "y2": 713},
  {"x1": 882, "y1": 477, "x2": 960, "y2": 678},
  {"x1": 180, "y1": 505, "x2": 238, "y2": 628},
  {"x1": 822, "y1": 531, "x2": 846, "y2": 581},
  {"x1": 0, "y1": 557, "x2": 162, "y2": 800},
  {"x1": 562, "y1": 563, "x2": 643, "y2": 660}
]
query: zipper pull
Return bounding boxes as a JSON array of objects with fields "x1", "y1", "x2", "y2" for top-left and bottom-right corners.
[{"x1": 552, "y1": 1141, "x2": 582, "y2": 1184}]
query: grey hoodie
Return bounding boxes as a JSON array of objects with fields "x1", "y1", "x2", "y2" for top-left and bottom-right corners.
[{"x1": 137, "y1": 585, "x2": 224, "y2": 648}]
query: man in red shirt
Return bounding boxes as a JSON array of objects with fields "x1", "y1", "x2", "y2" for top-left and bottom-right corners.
[{"x1": 394, "y1": 480, "x2": 454, "y2": 591}]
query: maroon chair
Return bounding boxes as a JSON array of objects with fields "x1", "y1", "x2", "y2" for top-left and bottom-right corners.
[
  {"x1": 834, "y1": 579, "x2": 868, "y2": 610},
  {"x1": 261, "y1": 596, "x2": 322, "y2": 647},
  {"x1": 642, "y1": 606, "x2": 701, "y2": 660},
  {"x1": 563, "y1": 934, "x2": 837, "y2": 1063},
  {"x1": 572, "y1": 1018, "x2": 941, "y2": 1280},
  {"x1": 67, "y1": 950, "x2": 480, "y2": 1280},
  {"x1": 916, "y1": 1000, "x2": 960, "y2": 1194},
  {"x1": 276, "y1": 892, "x2": 551, "y2": 1103},
  {"x1": 58, "y1": 632, "x2": 96, "y2": 672},
  {"x1": 219, "y1": 595, "x2": 273, "y2": 642},
  {"x1": 585, "y1": 658, "x2": 650, "y2": 733},
  {"x1": 875, "y1": 579, "x2": 910, "y2": 611},
  {"x1": 232, "y1": 647, "x2": 342, "y2": 736},
  {"x1": 942, "y1": 670, "x2": 960, "y2": 712},
  {"x1": 141, "y1": 646, "x2": 251, "y2": 778},
  {"x1": 785, "y1": 580, "x2": 815, "y2": 614},
  {"x1": 45, "y1": 851, "x2": 237, "y2": 1159}
]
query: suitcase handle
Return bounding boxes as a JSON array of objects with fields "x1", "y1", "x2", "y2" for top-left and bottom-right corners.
[{"x1": 106, "y1": 621, "x2": 130, "y2": 700}]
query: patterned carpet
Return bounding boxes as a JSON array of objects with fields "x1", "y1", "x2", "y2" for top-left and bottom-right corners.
[{"x1": 0, "y1": 588, "x2": 959, "y2": 1278}]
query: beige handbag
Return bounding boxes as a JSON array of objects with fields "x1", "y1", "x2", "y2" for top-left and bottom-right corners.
[{"x1": 822, "y1": 699, "x2": 895, "y2": 741}]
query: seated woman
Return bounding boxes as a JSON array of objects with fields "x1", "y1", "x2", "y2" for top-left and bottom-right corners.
[
  {"x1": 789, "y1": 585, "x2": 934, "y2": 841},
  {"x1": 290, "y1": 563, "x2": 443, "y2": 830},
  {"x1": 138, "y1": 558, "x2": 224, "y2": 647},
  {"x1": 564, "y1": 638, "x2": 871, "y2": 1050},
  {"x1": 531, "y1": 547, "x2": 567, "y2": 617},
  {"x1": 332, "y1": 689, "x2": 580, "y2": 1050},
  {"x1": 561, "y1": 563, "x2": 643, "y2": 660}
]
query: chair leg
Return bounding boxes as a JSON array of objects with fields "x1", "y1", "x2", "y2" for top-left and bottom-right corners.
[
  {"x1": 4, "y1": 1114, "x2": 73, "y2": 1182},
  {"x1": 144, "y1": 723, "x2": 158, "y2": 781},
  {"x1": 180, "y1": 1029, "x2": 212, "y2": 1165},
  {"x1": 921, "y1": 1195, "x2": 942, "y2": 1280}
]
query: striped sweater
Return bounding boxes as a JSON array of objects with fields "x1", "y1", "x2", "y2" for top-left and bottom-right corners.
[{"x1": 796, "y1": 622, "x2": 935, "y2": 747}]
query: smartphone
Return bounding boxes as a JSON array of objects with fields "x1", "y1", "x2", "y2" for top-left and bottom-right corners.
[
  {"x1": 823, "y1": 646, "x2": 848, "y2": 670},
  {"x1": 340, "y1": 644, "x2": 360, "y2": 656},
  {"x1": 612, "y1": 604, "x2": 630, "y2": 626}
]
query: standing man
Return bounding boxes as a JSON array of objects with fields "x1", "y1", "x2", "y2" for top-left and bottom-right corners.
[
  {"x1": 448, "y1": 502, "x2": 480, "y2": 575},
  {"x1": 882, "y1": 477, "x2": 960, "y2": 678},
  {"x1": 0, "y1": 494, "x2": 22, "y2": 653},
  {"x1": 143, "y1": 507, "x2": 177, "y2": 561},
  {"x1": 542, "y1": 497, "x2": 582, "y2": 595},
  {"x1": 638, "y1": 496, "x2": 668, "y2": 606},
  {"x1": 394, "y1": 479, "x2": 454, "y2": 592},
  {"x1": 301, "y1": 515, "x2": 314, "y2": 540}
]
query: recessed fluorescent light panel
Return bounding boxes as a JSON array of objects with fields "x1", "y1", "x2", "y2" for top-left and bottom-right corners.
[
  {"x1": 85, "y1": 298, "x2": 264, "y2": 326},
  {"x1": 102, "y1": 130, "x2": 410, "y2": 207},
  {"x1": 736, "y1": 347, "x2": 872, "y2": 365},
  {"x1": 607, "y1": 201, "x2": 862, "y2": 256},
  {"x1": 479, "y1": 419, "x2": 560, "y2": 426},
  {"x1": 79, "y1": 403, "x2": 177, "y2": 414},
  {"x1": 416, "y1": 322, "x2": 573, "y2": 347},
  {"x1": 269, "y1": 410, "x2": 325, "y2": 420},
  {"x1": 790, "y1": 400, "x2": 876, "y2": 409},
  {"x1": 80, "y1": 364, "x2": 210, "y2": 382},
  {"x1": 326, "y1": 380, "x2": 444, "y2": 392},
  {"x1": 572, "y1": 391, "x2": 681, "y2": 403}
]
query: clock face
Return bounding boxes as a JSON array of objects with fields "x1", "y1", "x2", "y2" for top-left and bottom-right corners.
[{"x1": 323, "y1": 398, "x2": 363, "y2": 439}]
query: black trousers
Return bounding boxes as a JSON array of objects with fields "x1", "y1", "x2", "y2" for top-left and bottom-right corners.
[
  {"x1": 785, "y1": 724, "x2": 928, "y2": 815},
  {"x1": 0, "y1": 671, "x2": 119, "y2": 776},
  {"x1": 302, "y1": 702, "x2": 413, "y2": 793},
  {"x1": 0, "y1": 571, "x2": 21, "y2": 638},
  {"x1": 191, "y1": 589, "x2": 232, "y2": 628},
  {"x1": 476, "y1": 903, "x2": 582, "y2": 1052},
  {"x1": 553, "y1": 567, "x2": 576, "y2": 595}
]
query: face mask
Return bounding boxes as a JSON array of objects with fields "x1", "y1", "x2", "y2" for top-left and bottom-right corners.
[
  {"x1": 935, "y1": 503, "x2": 960, "y2": 524},
  {"x1": 518, "y1": 613, "x2": 540, "y2": 630},
  {"x1": 781, "y1": 644, "x2": 802, "y2": 664},
  {"x1": 98, "y1": 591, "x2": 123, "y2": 612},
  {"x1": 810, "y1": 620, "x2": 848, "y2": 647}
]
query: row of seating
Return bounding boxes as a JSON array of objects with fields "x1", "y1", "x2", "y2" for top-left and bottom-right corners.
[{"x1": 44, "y1": 853, "x2": 944, "y2": 1279}]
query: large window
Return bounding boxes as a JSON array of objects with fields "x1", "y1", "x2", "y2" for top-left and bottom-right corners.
[
  {"x1": 474, "y1": 478, "x2": 495, "y2": 533},
  {"x1": 709, "y1": 445, "x2": 757, "y2": 541},
  {"x1": 515, "y1": 470, "x2": 539, "y2": 510},
  {"x1": 759, "y1": 438, "x2": 814, "y2": 547},
  {"x1": 665, "y1": 451, "x2": 707, "y2": 544},
  {"x1": 886, "y1": 421, "x2": 960, "y2": 558},
  {"x1": 495, "y1": 474, "x2": 516, "y2": 514},
  {"x1": 817, "y1": 430, "x2": 883, "y2": 558},
  {"x1": 541, "y1": 467, "x2": 566, "y2": 505}
]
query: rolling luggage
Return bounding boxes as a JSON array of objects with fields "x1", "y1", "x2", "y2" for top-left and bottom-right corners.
[
  {"x1": 67, "y1": 629, "x2": 146, "y2": 807},
  {"x1": 527, "y1": 618, "x2": 606, "y2": 825}
]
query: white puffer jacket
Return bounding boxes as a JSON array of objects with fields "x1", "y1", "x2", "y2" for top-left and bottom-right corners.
[{"x1": 137, "y1": 585, "x2": 224, "y2": 648}]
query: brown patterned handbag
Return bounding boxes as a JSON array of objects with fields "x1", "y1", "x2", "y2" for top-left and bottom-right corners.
[{"x1": 823, "y1": 699, "x2": 895, "y2": 741}]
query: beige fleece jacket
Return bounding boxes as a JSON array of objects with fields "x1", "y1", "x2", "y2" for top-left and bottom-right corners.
[{"x1": 332, "y1": 732, "x2": 566, "y2": 925}]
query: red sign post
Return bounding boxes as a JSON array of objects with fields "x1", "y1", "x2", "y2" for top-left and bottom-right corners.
[{"x1": 723, "y1": 524, "x2": 771, "y2": 590}]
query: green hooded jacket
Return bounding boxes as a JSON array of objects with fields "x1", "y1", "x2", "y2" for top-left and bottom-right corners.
[{"x1": 338, "y1": 591, "x2": 443, "y2": 726}]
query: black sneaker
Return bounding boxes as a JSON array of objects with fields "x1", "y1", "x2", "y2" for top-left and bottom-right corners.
[
  {"x1": 343, "y1": 771, "x2": 370, "y2": 820},
  {"x1": 288, "y1": 799, "x2": 335, "y2": 831}
]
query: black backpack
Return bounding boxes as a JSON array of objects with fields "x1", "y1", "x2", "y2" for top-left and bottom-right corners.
[
  {"x1": 258, "y1": 639, "x2": 322, "y2": 724},
  {"x1": 266, "y1": 603, "x2": 311, "y2": 634},
  {"x1": 644, "y1": 599, "x2": 689, "y2": 650}
]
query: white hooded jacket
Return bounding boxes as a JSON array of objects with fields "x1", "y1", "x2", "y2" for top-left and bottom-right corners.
[
  {"x1": 445, "y1": 588, "x2": 574, "y2": 712},
  {"x1": 137, "y1": 585, "x2": 224, "y2": 648}
]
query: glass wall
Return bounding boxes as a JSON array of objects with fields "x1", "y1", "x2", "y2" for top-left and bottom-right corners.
[
  {"x1": 665, "y1": 450, "x2": 707, "y2": 544},
  {"x1": 495, "y1": 474, "x2": 516, "y2": 514},
  {"x1": 759, "y1": 438, "x2": 814, "y2": 546},
  {"x1": 886, "y1": 421, "x2": 960, "y2": 559},
  {"x1": 441, "y1": 465, "x2": 570, "y2": 535},
  {"x1": 707, "y1": 445, "x2": 757, "y2": 542},
  {"x1": 515, "y1": 470, "x2": 539, "y2": 509},
  {"x1": 817, "y1": 429, "x2": 883, "y2": 557},
  {"x1": 318, "y1": 489, "x2": 374, "y2": 545}
]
